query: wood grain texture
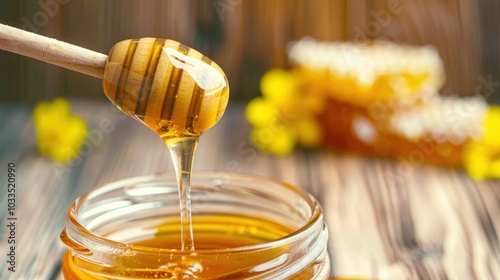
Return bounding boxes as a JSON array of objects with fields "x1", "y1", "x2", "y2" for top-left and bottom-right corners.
[{"x1": 0, "y1": 99, "x2": 499, "y2": 279}]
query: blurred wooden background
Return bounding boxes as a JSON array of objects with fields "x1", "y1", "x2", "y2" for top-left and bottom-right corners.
[{"x1": 0, "y1": 0, "x2": 499, "y2": 104}]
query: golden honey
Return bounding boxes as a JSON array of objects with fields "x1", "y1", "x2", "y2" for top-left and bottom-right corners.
[
  {"x1": 102, "y1": 38, "x2": 229, "y2": 140},
  {"x1": 60, "y1": 172, "x2": 330, "y2": 279},
  {"x1": 63, "y1": 214, "x2": 296, "y2": 279},
  {"x1": 134, "y1": 214, "x2": 294, "y2": 249},
  {"x1": 317, "y1": 98, "x2": 464, "y2": 166}
]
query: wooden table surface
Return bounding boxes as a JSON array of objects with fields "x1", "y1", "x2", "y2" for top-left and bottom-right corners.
[{"x1": 0, "y1": 99, "x2": 499, "y2": 280}]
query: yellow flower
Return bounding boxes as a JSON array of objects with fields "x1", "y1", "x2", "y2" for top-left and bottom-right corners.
[
  {"x1": 33, "y1": 98, "x2": 88, "y2": 163},
  {"x1": 245, "y1": 69, "x2": 323, "y2": 155},
  {"x1": 260, "y1": 68, "x2": 298, "y2": 106},
  {"x1": 464, "y1": 106, "x2": 500, "y2": 180},
  {"x1": 294, "y1": 116, "x2": 323, "y2": 148},
  {"x1": 245, "y1": 97, "x2": 277, "y2": 127},
  {"x1": 250, "y1": 126, "x2": 296, "y2": 156}
]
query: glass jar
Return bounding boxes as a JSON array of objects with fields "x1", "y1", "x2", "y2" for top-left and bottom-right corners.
[{"x1": 60, "y1": 172, "x2": 330, "y2": 279}]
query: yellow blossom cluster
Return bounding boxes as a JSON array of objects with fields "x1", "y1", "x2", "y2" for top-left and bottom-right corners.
[
  {"x1": 245, "y1": 69, "x2": 323, "y2": 155},
  {"x1": 464, "y1": 106, "x2": 500, "y2": 180},
  {"x1": 33, "y1": 98, "x2": 88, "y2": 163}
]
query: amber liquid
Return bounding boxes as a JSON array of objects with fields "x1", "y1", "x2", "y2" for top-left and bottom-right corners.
[
  {"x1": 104, "y1": 39, "x2": 230, "y2": 252},
  {"x1": 62, "y1": 214, "x2": 303, "y2": 279},
  {"x1": 135, "y1": 213, "x2": 293, "y2": 249}
]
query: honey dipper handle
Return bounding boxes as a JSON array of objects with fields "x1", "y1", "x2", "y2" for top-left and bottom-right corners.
[{"x1": 0, "y1": 23, "x2": 107, "y2": 79}]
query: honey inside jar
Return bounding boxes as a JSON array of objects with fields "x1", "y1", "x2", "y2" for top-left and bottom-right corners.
[
  {"x1": 62, "y1": 214, "x2": 296, "y2": 279},
  {"x1": 135, "y1": 214, "x2": 294, "y2": 249},
  {"x1": 60, "y1": 172, "x2": 330, "y2": 279}
]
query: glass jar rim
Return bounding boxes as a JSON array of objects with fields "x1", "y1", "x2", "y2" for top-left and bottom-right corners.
[{"x1": 62, "y1": 171, "x2": 324, "y2": 257}]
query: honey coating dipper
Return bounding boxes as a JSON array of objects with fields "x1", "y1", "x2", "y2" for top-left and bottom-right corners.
[{"x1": 0, "y1": 24, "x2": 229, "y2": 140}]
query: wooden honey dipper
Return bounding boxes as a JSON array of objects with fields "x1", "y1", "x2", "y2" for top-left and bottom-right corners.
[
  {"x1": 0, "y1": 23, "x2": 229, "y2": 141},
  {"x1": 0, "y1": 23, "x2": 231, "y2": 252}
]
